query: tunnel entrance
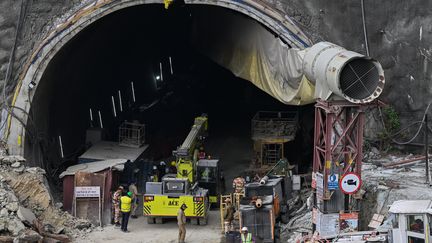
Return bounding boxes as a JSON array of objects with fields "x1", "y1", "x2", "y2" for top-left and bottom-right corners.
[{"x1": 17, "y1": 4, "x2": 314, "y2": 189}]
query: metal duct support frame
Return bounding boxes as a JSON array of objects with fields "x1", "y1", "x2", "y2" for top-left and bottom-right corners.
[{"x1": 303, "y1": 42, "x2": 385, "y2": 103}]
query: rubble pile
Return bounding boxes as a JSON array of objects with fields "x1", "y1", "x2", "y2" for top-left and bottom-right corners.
[
  {"x1": 0, "y1": 155, "x2": 94, "y2": 242},
  {"x1": 281, "y1": 189, "x2": 313, "y2": 242}
]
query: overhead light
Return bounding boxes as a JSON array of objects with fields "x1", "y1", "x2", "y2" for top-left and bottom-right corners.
[{"x1": 28, "y1": 81, "x2": 36, "y2": 90}]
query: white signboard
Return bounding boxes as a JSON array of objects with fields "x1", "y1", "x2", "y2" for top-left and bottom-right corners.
[
  {"x1": 75, "y1": 186, "x2": 101, "y2": 198},
  {"x1": 317, "y1": 213, "x2": 339, "y2": 237},
  {"x1": 316, "y1": 172, "x2": 324, "y2": 199},
  {"x1": 339, "y1": 173, "x2": 361, "y2": 194}
]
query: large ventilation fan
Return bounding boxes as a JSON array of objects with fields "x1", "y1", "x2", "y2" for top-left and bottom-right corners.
[{"x1": 302, "y1": 42, "x2": 385, "y2": 103}]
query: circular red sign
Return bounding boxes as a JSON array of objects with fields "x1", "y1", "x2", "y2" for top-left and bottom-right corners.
[{"x1": 339, "y1": 172, "x2": 362, "y2": 194}]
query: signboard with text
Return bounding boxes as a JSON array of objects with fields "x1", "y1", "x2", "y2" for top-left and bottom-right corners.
[{"x1": 75, "y1": 186, "x2": 101, "y2": 198}]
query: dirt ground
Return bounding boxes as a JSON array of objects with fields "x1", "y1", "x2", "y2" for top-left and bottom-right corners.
[{"x1": 76, "y1": 210, "x2": 223, "y2": 243}]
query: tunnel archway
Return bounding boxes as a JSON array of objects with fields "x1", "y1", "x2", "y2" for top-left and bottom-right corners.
[{"x1": 5, "y1": 0, "x2": 314, "y2": 174}]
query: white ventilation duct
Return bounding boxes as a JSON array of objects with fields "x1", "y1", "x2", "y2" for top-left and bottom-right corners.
[{"x1": 302, "y1": 42, "x2": 385, "y2": 103}]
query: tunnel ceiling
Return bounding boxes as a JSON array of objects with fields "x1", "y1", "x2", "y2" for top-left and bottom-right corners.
[{"x1": 21, "y1": 4, "x2": 307, "y2": 167}]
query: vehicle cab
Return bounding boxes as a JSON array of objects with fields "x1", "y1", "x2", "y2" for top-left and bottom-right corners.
[
  {"x1": 196, "y1": 159, "x2": 221, "y2": 204},
  {"x1": 388, "y1": 200, "x2": 432, "y2": 243}
]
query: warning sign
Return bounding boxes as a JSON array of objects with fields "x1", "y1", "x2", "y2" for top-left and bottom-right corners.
[
  {"x1": 339, "y1": 172, "x2": 361, "y2": 194},
  {"x1": 75, "y1": 186, "x2": 100, "y2": 198},
  {"x1": 340, "y1": 212, "x2": 359, "y2": 233}
]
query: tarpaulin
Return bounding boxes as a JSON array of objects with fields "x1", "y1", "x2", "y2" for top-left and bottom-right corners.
[{"x1": 191, "y1": 7, "x2": 315, "y2": 105}]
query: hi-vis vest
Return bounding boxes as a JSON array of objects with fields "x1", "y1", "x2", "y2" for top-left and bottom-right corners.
[
  {"x1": 120, "y1": 196, "x2": 132, "y2": 212},
  {"x1": 241, "y1": 233, "x2": 252, "y2": 243}
]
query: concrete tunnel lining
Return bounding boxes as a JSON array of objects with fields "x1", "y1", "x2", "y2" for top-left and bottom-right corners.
[{"x1": 5, "y1": 0, "x2": 312, "y2": 156}]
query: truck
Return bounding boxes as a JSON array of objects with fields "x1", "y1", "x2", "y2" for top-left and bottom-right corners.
[
  {"x1": 143, "y1": 176, "x2": 210, "y2": 225},
  {"x1": 143, "y1": 114, "x2": 222, "y2": 223}
]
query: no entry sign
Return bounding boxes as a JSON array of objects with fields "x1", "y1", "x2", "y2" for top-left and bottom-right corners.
[{"x1": 339, "y1": 173, "x2": 361, "y2": 194}]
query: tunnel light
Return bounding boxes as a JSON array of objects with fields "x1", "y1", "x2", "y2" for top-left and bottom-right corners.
[
  {"x1": 131, "y1": 82, "x2": 136, "y2": 103},
  {"x1": 118, "y1": 90, "x2": 123, "y2": 112},
  {"x1": 111, "y1": 96, "x2": 117, "y2": 117},
  {"x1": 89, "y1": 108, "x2": 93, "y2": 121},
  {"x1": 98, "y1": 110, "x2": 103, "y2": 128},
  {"x1": 28, "y1": 81, "x2": 36, "y2": 90},
  {"x1": 58, "y1": 136, "x2": 64, "y2": 158},
  {"x1": 159, "y1": 62, "x2": 164, "y2": 81},
  {"x1": 169, "y1": 56, "x2": 173, "y2": 75}
]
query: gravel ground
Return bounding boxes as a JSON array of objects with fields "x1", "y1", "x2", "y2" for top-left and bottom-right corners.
[{"x1": 76, "y1": 210, "x2": 223, "y2": 243}]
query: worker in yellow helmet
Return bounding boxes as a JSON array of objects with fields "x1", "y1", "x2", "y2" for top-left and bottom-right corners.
[{"x1": 120, "y1": 191, "x2": 132, "y2": 232}]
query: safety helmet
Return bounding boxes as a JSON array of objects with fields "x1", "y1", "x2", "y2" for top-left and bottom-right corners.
[
  {"x1": 153, "y1": 165, "x2": 157, "y2": 170},
  {"x1": 160, "y1": 161, "x2": 166, "y2": 165},
  {"x1": 127, "y1": 191, "x2": 133, "y2": 197},
  {"x1": 171, "y1": 161, "x2": 176, "y2": 166},
  {"x1": 241, "y1": 227, "x2": 248, "y2": 232}
]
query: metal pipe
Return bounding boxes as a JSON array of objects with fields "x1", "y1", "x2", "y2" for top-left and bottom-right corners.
[
  {"x1": 259, "y1": 175, "x2": 269, "y2": 185},
  {"x1": 255, "y1": 198, "x2": 263, "y2": 208},
  {"x1": 426, "y1": 115, "x2": 431, "y2": 184}
]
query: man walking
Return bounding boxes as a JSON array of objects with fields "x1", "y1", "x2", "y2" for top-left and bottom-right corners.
[
  {"x1": 177, "y1": 203, "x2": 187, "y2": 243},
  {"x1": 112, "y1": 186, "x2": 123, "y2": 226},
  {"x1": 128, "y1": 181, "x2": 139, "y2": 218},
  {"x1": 120, "y1": 191, "x2": 132, "y2": 232}
]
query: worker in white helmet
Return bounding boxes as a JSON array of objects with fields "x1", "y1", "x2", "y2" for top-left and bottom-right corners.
[
  {"x1": 240, "y1": 226, "x2": 254, "y2": 243},
  {"x1": 150, "y1": 165, "x2": 159, "y2": 182}
]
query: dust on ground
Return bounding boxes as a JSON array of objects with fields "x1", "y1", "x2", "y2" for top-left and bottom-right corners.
[{"x1": 77, "y1": 210, "x2": 223, "y2": 243}]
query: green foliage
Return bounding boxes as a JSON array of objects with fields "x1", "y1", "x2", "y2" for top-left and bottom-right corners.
[
  {"x1": 378, "y1": 106, "x2": 401, "y2": 151},
  {"x1": 382, "y1": 106, "x2": 401, "y2": 133}
]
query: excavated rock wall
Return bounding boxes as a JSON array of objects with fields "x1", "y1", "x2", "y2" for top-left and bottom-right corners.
[{"x1": 0, "y1": 0, "x2": 430, "y2": 141}]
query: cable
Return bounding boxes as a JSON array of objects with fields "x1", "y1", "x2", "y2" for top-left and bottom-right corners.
[
  {"x1": 0, "y1": 0, "x2": 28, "y2": 141},
  {"x1": 378, "y1": 102, "x2": 432, "y2": 145},
  {"x1": 360, "y1": 0, "x2": 370, "y2": 56}
]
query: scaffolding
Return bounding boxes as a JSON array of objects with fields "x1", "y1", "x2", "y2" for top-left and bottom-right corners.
[
  {"x1": 118, "y1": 121, "x2": 145, "y2": 148},
  {"x1": 251, "y1": 111, "x2": 298, "y2": 166}
]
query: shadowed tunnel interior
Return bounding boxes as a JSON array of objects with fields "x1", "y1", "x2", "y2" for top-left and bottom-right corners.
[{"x1": 24, "y1": 4, "x2": 314, "y2": 186}]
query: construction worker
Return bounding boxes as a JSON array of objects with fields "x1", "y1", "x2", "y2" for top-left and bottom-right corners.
[
  {"x1": 159, "y1": 161, "x2": 167, "y2": 179},
  {"x1": 150, "y1": 165, "x2": 159, "y2": 182},
  {"x1": 240, "y1": 227, "x2": 254, "y2": 243},
  {"x1": 201, "y1": 167, "x2": 211, "y2": 181},
  {"x1": 177, "y1": 203, "x2": 187, "y2": 243},
  {"x1": 120, "y1": 191, "x2": 132, "y2": 232},
  {"x1": 223, "y1": 198, "x2": 234, "y2": 233},
  {"x1": 233, "y1": 176, "x2": 246, "y2": 193},
  {"x1": 111, "y1": 186, "x2": 123, "y2": 226},
  {"x1": 169, "y1": 161, "x2": 177, "y2": 174},
  {"x1": 128, "y1": 181, "x2": 139, "y2": 219},
  {"x1": 198, "y1": 146, "x2": 206, "y2": 159}
]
